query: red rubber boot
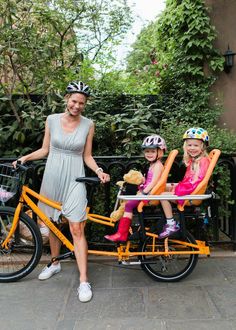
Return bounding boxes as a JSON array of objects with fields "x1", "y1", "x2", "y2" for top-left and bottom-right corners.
[{"x1": 104, "y1": 217, "x2": 132, "y2": 242}]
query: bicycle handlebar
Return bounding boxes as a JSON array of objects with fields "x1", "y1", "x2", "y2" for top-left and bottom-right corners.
[
  {"x1": 16, "y1": 160, "x2": 31, "y2": 172},
  {"x1": 75, "y1": 177, "x2": 101, "y2": 185}
]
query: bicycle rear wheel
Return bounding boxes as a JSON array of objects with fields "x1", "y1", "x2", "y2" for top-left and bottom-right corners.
[
  {"x1": 0, "y1": 206, "x2": 43, "y2": 282},
  {"x1": 140, "y1": 231, "x2": 198, "y2": 282}
]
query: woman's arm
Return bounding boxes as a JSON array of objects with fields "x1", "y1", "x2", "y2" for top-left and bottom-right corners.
[{"x1": 83, "y1": 123, "x2": 110, "y2": 183}]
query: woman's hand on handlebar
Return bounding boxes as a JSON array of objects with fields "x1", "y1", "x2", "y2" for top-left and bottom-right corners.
[
  {"x1": 97, "y1": 171, "x2": 110, "y2": 184},
  {"x1": 12, "y1": 156, "x2": 27, "y2": 169}
]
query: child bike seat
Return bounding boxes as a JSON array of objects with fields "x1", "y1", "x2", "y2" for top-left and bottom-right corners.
[
  {"x1": 137, "y1": 149, "x2": 179, "y2": 212},
  {"x1": 177, "y1": 149, "x2": 221, "y2": 211}
]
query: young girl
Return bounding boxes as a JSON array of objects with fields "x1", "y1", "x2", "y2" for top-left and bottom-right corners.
[
  {"x1": 158, "y1": 127, "x2": 210, "y2": 239},
  {"x1": 105, "y1": 134, "x2": 166, "y2": 242}
]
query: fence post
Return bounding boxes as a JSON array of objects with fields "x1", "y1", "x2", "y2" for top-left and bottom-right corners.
[{"x1": 231, "y1": 157, "x2": 236, "y2": 250}]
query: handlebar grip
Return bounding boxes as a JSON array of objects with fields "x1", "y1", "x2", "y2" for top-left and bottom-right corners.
[
  {"x1": 76, "y1": 177, "x2": 101, "y2": 185},
  {"x1": 16, "y1": 160, "x2": 31, "y2": 172}
]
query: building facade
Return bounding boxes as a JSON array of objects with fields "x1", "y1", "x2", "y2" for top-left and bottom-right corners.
[{"x1": 206, "y1": 0, "x2": 236, "y2": 132}]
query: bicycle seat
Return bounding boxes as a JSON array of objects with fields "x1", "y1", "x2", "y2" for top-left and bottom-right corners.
[
  {"x1": 137, "y1": 149, "x2": 179, "y2": 212},
  {"x1": 75, "y1": 177, "x2": 101, "y2": 185}
]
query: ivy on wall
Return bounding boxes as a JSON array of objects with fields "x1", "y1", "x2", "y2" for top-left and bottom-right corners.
[
  {"x1": 125, "y1": 0, "x2": 224, "y2": 123},
  {"x1": 154, "y1": 0, "x2": 224, "y2": 124}
]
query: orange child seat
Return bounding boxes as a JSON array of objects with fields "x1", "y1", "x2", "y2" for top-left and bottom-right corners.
[
  {"x1": 177, "y1": 149, "x2": 221, "y2": 211},
  {"x1": 137, "y1": 149, "x2": 179, "y2": 213}
]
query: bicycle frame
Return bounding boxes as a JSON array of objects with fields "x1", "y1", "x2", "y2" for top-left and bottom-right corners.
[
  {"x1": 1, "y1": 184, "x2": 210, "y2": 263},
  {"x1": 2, "y1": 185, "x2": 73, "y2": 251}
]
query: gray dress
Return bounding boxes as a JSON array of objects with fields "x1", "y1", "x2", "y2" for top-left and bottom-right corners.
[{"x1": 38, "y1": 113, "x2": 93, "y2": 222}]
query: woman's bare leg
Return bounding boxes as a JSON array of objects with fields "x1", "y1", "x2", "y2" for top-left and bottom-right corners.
[
  {"x1": 69, "y1": 221, "x2": 88, "y2": 283},
  {"x1": 49, "y1": 231, "x2": 61, "y2": 264}
]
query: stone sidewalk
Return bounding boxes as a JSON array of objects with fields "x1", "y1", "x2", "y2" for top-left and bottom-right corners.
[{"x1": 1, "y1": 253, "x2": 236, "y2": 330}]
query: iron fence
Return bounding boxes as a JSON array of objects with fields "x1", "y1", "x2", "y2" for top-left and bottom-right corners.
[{"x1": 0, "y1": 154, "x2": 235, "y2": 248}]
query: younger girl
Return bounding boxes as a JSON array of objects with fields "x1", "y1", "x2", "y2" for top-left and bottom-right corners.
[
  {"x1": 105, "y1": 134, "x2": 166, "y2": 242},
  {"x1": 159, "y1": 127, "x2": 210, "y2": 239}
]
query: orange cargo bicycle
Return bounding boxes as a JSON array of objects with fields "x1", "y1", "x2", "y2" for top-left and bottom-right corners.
[{"x1": 0, "y1": 149, "x2": 220, "y2": 283}]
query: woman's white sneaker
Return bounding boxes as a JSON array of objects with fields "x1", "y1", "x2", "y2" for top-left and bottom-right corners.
[
  {"x1": 77, "y1": 282, "x2": 93, "y2": 302},
  {"x1": 38, "y1": 263, "x2": 61, "y2": 280}
]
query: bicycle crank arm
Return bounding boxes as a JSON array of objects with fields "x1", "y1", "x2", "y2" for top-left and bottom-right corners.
[{"x1": 50, "y1": 251, "x2": 74, "y2": 265}]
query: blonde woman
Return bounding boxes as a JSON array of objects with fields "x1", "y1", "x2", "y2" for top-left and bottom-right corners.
[{"x1": 13, "y1": 81, "x2": 110, "y2": 302}]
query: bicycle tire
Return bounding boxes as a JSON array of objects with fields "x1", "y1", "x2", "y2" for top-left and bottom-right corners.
[
  {"x1": 140, "y1": 231, "x2": 198, "y2": 282},
  {"x1": 0, "y1": 206, "x2": 43, "y2": 282}
]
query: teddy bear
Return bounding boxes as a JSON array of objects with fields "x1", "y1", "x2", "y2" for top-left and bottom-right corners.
[{"x1": 110, "y1": 169, "x2": 144, "y2": 221}]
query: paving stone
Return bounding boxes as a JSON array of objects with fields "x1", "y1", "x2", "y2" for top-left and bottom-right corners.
[
  {"x1": 73, "y1": 318, "x2": 167, "y2": 330},
  {"x1": 206, "y1": 284, "x2": 236, "y2": 319},
  {"x1": 1, "y1": 256, "x2": 236, "y2": 329},
  {"x1": 174, "y1": 257, "x2": 229, "y2": 286},
  {"x1": 166, "y1": 320, "x2": 235, "y2": 330},
  {"x1": 146, "y1": 285, "x2": 219, "y2": 320}
]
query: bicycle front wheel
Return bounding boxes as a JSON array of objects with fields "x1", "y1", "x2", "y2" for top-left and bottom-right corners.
[
  {"x1": 0, "y1": 206, "x2": 43, "y2": 282},
  {"x1": 140, "y1": 231, "x2": 199, "y2": 282}
]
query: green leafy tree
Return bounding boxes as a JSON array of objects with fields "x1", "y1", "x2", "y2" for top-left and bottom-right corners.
[
  {"x1": 0, "y1": 0, "x2": 132, "y2": 156},
  {"x1": 152, "y1": 0, "x2": 224, "y2": 125},
  {"x1": 125, "y1": 0, "x2": 224, "y2": 109}
]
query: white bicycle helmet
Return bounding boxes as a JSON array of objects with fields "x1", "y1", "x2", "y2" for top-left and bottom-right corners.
[
  {"x1": 142, "y1": 135, "x2": 167, "y2": 152},
  {"x1": 66, "y1": 81, "x2": 90, "y2": 97}
]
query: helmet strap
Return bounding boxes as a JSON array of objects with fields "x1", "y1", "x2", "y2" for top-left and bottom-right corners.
[{"x1": 150, "y1": 153, "x2": 161, "y2": 164}]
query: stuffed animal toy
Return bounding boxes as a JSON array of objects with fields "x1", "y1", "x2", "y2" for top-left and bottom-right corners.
[
  {"x1": 123, "y1": 169, "x2": 144, "y2": 185},
  {"x1": 110, "y1": 170, "x2": 144, "y2": 221}
]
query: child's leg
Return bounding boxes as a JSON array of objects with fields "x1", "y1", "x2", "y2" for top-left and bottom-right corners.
[
  {"x1": 159, "y1": 194, "x2": 179, "y2": 239},
  {"x1": 104, "y1": 200, "x2": 139, "y2": 242},
  {"x1": 161, "y1": 199, "x2": 173, "y2": 218},
  {"x1": 123, "y1": 199, "x2": 140, "y2": 218}
]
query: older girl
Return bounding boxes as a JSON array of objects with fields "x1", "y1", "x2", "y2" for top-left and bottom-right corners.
[{"x1": 159, "y1": 127, "x2": 210, "y2": 239}]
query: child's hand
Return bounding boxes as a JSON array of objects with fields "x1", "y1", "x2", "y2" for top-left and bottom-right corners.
[{"x1": 170, "y1": 183, "x2": 176, "y2": 193}]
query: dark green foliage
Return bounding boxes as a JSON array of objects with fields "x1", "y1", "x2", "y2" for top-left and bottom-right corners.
[
  {"x1": 0, "y1": 0, "x2": 132, "y2": 157},
  {"x1": 126, "y1": 0, "x2": 224, "y2": 109},
  {"x1": 0, "y1": 95, "x2": 63, "y2": 157}
]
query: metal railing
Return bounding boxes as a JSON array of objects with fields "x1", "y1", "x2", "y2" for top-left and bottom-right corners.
[{"x1": 1, "y1": 154, "x2": 235, "y2": 248}]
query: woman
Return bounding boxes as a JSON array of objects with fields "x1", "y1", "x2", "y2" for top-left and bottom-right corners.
[{"x1": 13, "y1": 81, "x2": 110, "y2": 302}]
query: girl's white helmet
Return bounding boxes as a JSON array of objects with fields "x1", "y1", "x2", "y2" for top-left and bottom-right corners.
[{"x1": 142, "y1": 135, "x2": 167, "y2": 152}]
